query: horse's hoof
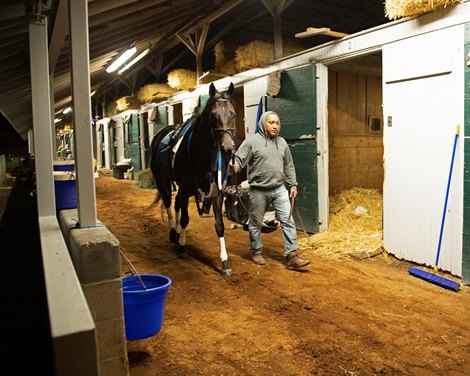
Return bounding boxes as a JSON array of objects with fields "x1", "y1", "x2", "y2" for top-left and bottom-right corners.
[
  {"x1": 178, "y1": 252, "x2": 188, "y2": 259},
  {"x1": 221, "y1": 260, "x2": 232, "y2": 276},
  {"x1": 221, "y1": 268, "x2": 232, "y2": 277},
  {"x1": 177, "y1": 247, "x2": 188, "y2": 259},
  {"x1": 169, "y1": 228, "x2": 179, "y2": 244}
]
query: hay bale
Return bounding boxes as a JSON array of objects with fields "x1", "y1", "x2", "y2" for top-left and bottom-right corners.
[
  {"x1": 235, "y1": 40, "x2": 274, "y2": 71},
  {"x1": 234, "y1": 40, "x2": 304, "y2": 71},
  {"x1": 298, "y1": 188, "x2": 383, "y2": 259},
  {"x1": 385, "y1": 0, "x2": 461, "y2": 20},
  {"x1": 214, "y1": 41, "x2": 238, "y2": 75},
  {"x1": 283, "y1": 41, "x2": 306, "y2": 57},
  {"x1": 106, "y1": 101, "x2": 117, "y2": 116},
  {"x1": 115, "y1": 96, "x2": 141, "y2": 112},
  {"x1": 137, "y1": 83, "x2": 177, "y2": 103},
  {"x1": 167, "y1": 69, "x2": 197, "y2": 90}
]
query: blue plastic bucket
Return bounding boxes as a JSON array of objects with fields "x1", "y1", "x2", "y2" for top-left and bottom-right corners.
[
  {"x1": 122, "y1": 274, "x2": 172, "y2": 340},
  {"x1": 54, "y1": 172, "x2": 77, "y2": 210},
  {"x1": 53, "y1": 161, "x2": 75, "y2": 171}
]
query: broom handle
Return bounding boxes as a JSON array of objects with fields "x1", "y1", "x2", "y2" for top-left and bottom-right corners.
[{"x1": 434, "y1": 124, "x2": 460, "y2": 271}]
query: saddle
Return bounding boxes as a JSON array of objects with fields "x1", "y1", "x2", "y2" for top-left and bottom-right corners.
[{"x1": 156, "y1": 119, "x2": 194, "y2": 167}]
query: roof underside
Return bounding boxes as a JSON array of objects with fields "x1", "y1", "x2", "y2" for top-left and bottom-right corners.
[{"x1": 0, "y1": 0, "x2": 389, "y2": 139}]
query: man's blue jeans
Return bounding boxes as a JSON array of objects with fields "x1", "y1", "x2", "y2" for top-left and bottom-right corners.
[{"x1": 248, "y1": 185, "x2": 297, "y2": 258}]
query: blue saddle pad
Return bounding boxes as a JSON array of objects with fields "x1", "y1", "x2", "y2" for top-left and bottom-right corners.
[{"x1": 156, "y1": 131, "x2": 174, "y2": 166}]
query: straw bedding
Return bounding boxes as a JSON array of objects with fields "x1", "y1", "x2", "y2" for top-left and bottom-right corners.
[{"x1": 298, "y1": 188, "x2": 384, "y2": 259}]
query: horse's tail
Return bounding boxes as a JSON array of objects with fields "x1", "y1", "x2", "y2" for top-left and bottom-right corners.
[
  {"x1": 147, "y1": 125, "x2": 177, "y2": 221},
  {"x1": 148, "y1": 190, "x2": 162, "y2": 211},
  {"x1": 148, "y1": 131, "x2": 160, "y2": 182},
  {"x1": 147, "y1": 190, "x2": 168, "y2": 221}
]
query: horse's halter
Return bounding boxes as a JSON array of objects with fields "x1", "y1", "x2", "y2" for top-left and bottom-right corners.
[
  {"x1": 209, "y1": 97, "x2": 236, "y2": 193},
  {"x1": 210, "y1": 98, "x2": 236, "y2": 153}
]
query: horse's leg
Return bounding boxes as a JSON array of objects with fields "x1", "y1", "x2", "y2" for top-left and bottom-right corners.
[
  {"x1": 173, "y1": 193, "x2": 188, "y2": 258},
  {"x1": 165, "y1": 206, "x2": 179, "y2": 244},
  {"x1": 213, "y1": 193, "x2": 232, "y2": 276},
  {"x1": 175, "y1": 193, "x2": 188, "y2": 247},
  {"x1": 172, "y1": 200, "x2": 182, "y2": 245},
  {"x1": 158, "y1": 176, "x2": 178, "y2": 244}
]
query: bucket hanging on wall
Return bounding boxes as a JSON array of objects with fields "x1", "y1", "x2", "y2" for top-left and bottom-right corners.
[
  {"x1": 122, "y1": 274, "x2": 172, "y2": 340},
  {"x1": 54, "y1": 171, "x2": 77, "y2": 210}
]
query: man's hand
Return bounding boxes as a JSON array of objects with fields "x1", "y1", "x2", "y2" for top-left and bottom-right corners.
[
  {"x1": 229, "y1": 163, "x2": 237, "y2": 174},
  {"x1": 290, "y1": 186, "x2": 297, "y2": 198}
]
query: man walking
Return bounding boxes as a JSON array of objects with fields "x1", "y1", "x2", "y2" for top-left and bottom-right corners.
[{"x1": 230, "y1": 111, "x2": 310, "y2": 269}]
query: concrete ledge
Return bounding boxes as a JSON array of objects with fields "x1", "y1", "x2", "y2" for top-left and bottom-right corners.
[
  {"x1": 83, "y1": 278, "x2": 124, "y2": 321},
  {"x1": 39, "y1": 215, "x2": 99, "y2": 376},
  {"x1": 56, "y1": 209, "x2": 129, "y2": 376},
  {"x1": 58, "y1": 209, "x2": 121, "y2": 283}
]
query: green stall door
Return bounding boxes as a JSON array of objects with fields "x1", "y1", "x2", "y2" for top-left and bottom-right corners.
[
  {"x1": 125, "y1": 113, "x2": 141, "y2": 172},
  {"x1": 267, "y1": 65, "x2": 319, "y2": 233},
  {"x1": 153, "y1": 105, "x2": 169, "y2": 135}
]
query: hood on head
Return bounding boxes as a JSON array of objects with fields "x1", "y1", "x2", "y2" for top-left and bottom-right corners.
[{"x1": 257, "y1": 111, "x2": 279, "y2": 137}]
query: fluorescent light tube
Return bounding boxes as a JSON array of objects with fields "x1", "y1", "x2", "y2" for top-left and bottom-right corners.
[
  {"x1": 118, "y1": 48, "x2": 150, "y2": 74},
  {"x1": 106, "y1": 47, "x2": 137, "y2": 73}
]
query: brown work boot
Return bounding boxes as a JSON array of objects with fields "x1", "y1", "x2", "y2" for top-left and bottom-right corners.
[
  {"x1": 252, "y1": 253, "x2": 266, "y2": 265},
  {"x1": 286, "y1": 251, "x2": 310, "y2": 269}
]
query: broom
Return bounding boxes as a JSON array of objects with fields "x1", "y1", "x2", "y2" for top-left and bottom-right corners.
[{"x1": 408, "y1": 124, "x2": 460, "y2": 292}]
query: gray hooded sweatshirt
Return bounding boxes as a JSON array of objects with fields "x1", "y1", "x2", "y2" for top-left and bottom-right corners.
[{"x1": 234, "y1": 111, "x2": 298, "y2": 189}]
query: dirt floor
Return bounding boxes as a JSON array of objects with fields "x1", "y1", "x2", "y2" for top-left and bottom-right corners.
[{"x1": 95, "y1": 172, "x2": 470, "y2": 376}]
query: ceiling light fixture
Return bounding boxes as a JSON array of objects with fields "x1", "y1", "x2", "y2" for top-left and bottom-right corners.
[
  {"x1": 63, "y1": 107, "x2": 72, "y2": 114},
  {"x1": 117, "y1": 48, "x2": 150, "y2": 75},
  {"x1": 106, "y1": 47, "x2": 137, "y2": 73}
]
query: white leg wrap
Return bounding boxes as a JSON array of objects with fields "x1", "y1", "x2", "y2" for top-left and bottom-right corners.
[
  {"x1": 219, "y1": 237, "x2": 228, "y2": 262},
  {"x1": 166, "y1": 208, "x2": 174, "y2": 230},
  {"x1": 175, "y1": 212, "x2": 181, "y2": 233},
  {"x1": 166, "y1": 207, "x2": 172, "y2": 219},
  {"x1": 179, "y1": 229, "x2": 186, "y2": 246}
]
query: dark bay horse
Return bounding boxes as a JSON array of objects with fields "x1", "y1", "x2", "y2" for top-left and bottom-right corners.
[{"x1": 149, "y1": 82, "x2": 236, "y2": 276}]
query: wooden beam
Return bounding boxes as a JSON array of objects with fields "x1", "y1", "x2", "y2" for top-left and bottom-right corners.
[
  {"x1": 295, "y1": 27, "x2": 349, "y2": 39},
  {"x1": 88, "y1": 0, "x2": 170, "y2": 27},
  {"x1": 176, "y1": 33, "x2": 197, "y2": 55},
  {"x1": 197, "y1": 19, "x2": 210, "y2": 55},
  {"x1": 48, "y1": 0, "x2": 68, "y2": 72},
  {"x1": 88, "y1": 0, "x2": 139, "y2": 17},
  {"x1": 273, "y1": 12, "x2": 282, "y2": 60}
]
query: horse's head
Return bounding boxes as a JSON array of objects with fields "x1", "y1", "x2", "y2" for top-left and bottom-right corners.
[{"x1": 207, "y1": 82, "x2": 236, "y2": 159}]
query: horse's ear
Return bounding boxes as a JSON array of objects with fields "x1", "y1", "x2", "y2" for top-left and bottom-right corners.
[
  {"x1": 209, "y1": 83, "x2": 216, "y2": 97},
  {"x1": 227, "y1": 82, "x2": 234, "y2": 96}
]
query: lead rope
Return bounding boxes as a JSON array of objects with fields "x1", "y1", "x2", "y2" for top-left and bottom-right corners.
[
  {"x1": 120, "y1": 249, "x2": 147, "y2": 289},
  {"x1": 230, "y1": 156, "x2": 250, "y2": 220}
]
